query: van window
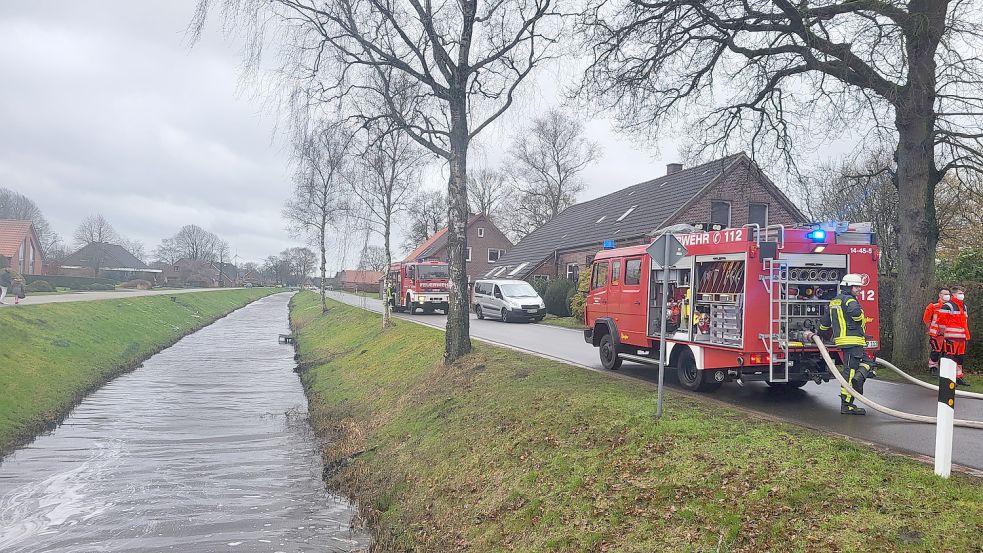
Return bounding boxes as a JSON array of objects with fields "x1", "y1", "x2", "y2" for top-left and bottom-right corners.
[
  {"x1": 625, "y1": 258, "x2": 642, "y2": 285},
  {"x1": 494, "y1": 285, "x2": 503, "y2": 298},
  {"x1": 611, "y1": 260, "x2": 622, "y2": 285},
  {"x1": 500, "y1": 282, "x2": 538, "y2": 297},
  {"x1": 591, "y1": 261, "x2": 609, "y2": 290}
]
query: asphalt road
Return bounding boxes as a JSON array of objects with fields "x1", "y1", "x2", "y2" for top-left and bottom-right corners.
[
  {"x1": 328, "y1": 290, "x2": 983, "y2": 472},
  {"x1": 8, "y1": 287, "x2": 254, "y2": 306}
]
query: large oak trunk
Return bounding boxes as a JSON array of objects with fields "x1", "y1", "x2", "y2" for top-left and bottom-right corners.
[
  {"x1": 890, "y1": 7, "x2": 943, "y2": 368},
  {"x1": 444, "y1": 95, "x2": 472, "y2": 363}
]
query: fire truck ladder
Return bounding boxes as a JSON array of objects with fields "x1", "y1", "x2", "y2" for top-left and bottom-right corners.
[{"x1": 759, "y1": 258, "x2": 790, "y2": 382}]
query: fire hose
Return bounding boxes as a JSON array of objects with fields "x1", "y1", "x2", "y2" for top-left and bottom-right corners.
[
  {"x1": 811, "y1": 336, "x2": 983, "y2": 429},
  {"x1": 874, "y1": 357, "x2": 983, "y2": 401}
]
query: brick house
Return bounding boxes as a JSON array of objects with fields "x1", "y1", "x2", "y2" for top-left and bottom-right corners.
[
  {"x1": 489, "y1": 153, "x2": 805, "y2": 281},
  {"x1": 403, "y1": 213, "x2": 513, "y2": 282},
  {"x1": 57, "y1": 242, "x2": 161, "y2": 282},
  {"x1": 335, "y1": 269, "x2": 384, "y2": 292},
  {"x1": 0, "y1": 220, "x2": 44, "y2": 275}
]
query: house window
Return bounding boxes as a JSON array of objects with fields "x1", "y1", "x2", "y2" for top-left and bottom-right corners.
[
  {"x1": 566, "y1": 263, "x2": 579, "y2": 281},
  {"x1": 710, "y1": 200, "x2": 731, "y2": 227},
  {"x1": 507, "y1": 262, "x2": 529, "y2": 277},
  {"x1": 466, "y1": 247, "x2": 472, "y2": 262},
  {"x1": 749, "y1": 203, "x2": 768, "y2": 228},
  {"x1": 477, "y1": 227, "x2": 485, "y2": 238},
  {"x1": 488, "y1": 248, "x2": 504, "y2": 262}
]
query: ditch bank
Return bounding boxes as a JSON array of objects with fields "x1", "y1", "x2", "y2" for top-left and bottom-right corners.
[
  {"x1": 0, "y1": 288, "x2": 276, "y2": 457},
  {"x1": 290, "y1": 292, "x2": 982, "y2": 552}
]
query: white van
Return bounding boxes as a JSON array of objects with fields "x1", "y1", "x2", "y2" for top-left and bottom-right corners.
[{"x1": 473, "y1": 279, "x2": 546, "y2": 323}]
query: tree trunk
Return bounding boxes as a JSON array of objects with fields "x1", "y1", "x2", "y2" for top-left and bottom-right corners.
[
  {"x1": 382, "y1": 222, "x2": 393, "y2": 329},
  {"x1": 444, "y1": 93, "x2": 473, "y2": 363},
  {"x1": 890, "y1": 5, "x2": 944, "y2": 368},
  {"x1": 319, "y1": 216, "x2": 328, "y2": 313}
]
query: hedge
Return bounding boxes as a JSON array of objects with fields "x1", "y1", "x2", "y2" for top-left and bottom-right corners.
[{"x1": 24, "y1": 275, "x2": 115, "y2": 289}]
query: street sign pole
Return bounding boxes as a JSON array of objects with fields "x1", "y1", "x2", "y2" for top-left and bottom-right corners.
[
  {"x1": 646, "y1": 230, "x2": 687, "y2": 420},
  {"x1": 656, "y1": 234, "x2": 670, "y2": 418}
]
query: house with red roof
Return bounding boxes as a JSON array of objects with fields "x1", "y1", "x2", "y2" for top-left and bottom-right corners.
[
  {"x1": 0, "y1": 220, "x2": 43, "y2": 275},
  {"x1": 335, "y1": 269, "x2": 384, "y2": 292},
  {"x1": 403, "y1": 213, "x2": 513, "y2": 282}
]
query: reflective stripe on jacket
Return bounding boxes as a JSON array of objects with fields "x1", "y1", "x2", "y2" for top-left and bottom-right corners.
[
  {"x1": 819, "y1": 292, "x2": 867, "y2": 347},
  {"x1": 936, "y1": 299, "x2": 970, "y2": 341}
]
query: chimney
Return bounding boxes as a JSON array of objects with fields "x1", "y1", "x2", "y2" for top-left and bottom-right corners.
[{"x1": 667, "y1": 163, "x2": 683, "y2": 175}]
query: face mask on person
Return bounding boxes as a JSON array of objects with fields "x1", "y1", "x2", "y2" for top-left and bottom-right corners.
[
  {"x1": 955, "y1": 293, "x2": 965, "y2": 301},
  {"x1": 942, "y1": 294, "x2": 951, "y2": 302}
]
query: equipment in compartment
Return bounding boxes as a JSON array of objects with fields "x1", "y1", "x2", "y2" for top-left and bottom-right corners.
[
  {"x1": 784, "y1": 266, "x2": 842, "y2": 337},
  {"x1": 694, "y1": 260, "x2": 745, "y2": 346}
]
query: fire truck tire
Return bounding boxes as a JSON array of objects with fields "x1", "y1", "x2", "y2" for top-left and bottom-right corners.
[
  {"x1": 599, "y1": 334, "x2": 622, "y2": 370},
  {"x1": 475, "y1": 304, "x2": 485, "y2": 319},
  {"x1": 675, "y1": 350, "x2": 719, "y2": 392}
]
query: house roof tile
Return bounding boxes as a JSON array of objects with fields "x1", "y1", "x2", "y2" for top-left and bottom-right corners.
[
  {"x1": 61, "y1": 242, "x2": 149, "y2": 270},
  {"x1": 0, "y1": 220, "x2": 35, "y2": 259}
]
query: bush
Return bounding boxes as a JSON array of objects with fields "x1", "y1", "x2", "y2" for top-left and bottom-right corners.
[
  {"x1": 25, "y1": 275, "x2": 115, "y2": 289},
  {"x1": 531, "y1": 277, "x2": 549, "y2": 298},
  {"x1": 121, "y1": 279, "x2": 152, "y2": 290},
  {"x1": 569, "y1": 270, "x2": 593, "y2": 322},
  {"x1": 544, "y1": 278, "x2": 575, "y2": 317},
  {"x1": 25, "y1": 280, "x2": 54, "y2": 293},
  {"x1": 89, "y1": 283, "x2": 115, "y2": 291}
]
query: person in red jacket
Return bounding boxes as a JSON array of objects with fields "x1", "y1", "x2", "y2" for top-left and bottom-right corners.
[
  {"x1": 933, "y1": 285, "x2": 971, "y2": 386},
  {"x1": 924, "y1": 288, "x2": 950, "y2": 374}
]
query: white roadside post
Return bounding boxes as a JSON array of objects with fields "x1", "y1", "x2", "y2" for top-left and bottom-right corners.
[
  {"x1": 646, "y1": 231, "x2": 687, "y2": 419},
  {"x1": 934, "y1": 356, "x2": 957, "y2": 478}
]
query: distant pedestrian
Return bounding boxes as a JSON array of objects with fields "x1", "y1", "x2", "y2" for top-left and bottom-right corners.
[
  {"x1": 934, "y1": 285, "x2": 971, "y2": 387},
  {"x1": 9, "y1": 276, "x2": 26, "y2": 305},
  {"x1": 924, "y1": 288, "x2": 950, "y2": 374},
  {"x1": 0, "y1": 268, "x2": 10, "y2": 304}
]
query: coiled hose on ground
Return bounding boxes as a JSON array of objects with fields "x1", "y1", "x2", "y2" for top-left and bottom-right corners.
[{"x1": 811, "y1": 336, "x2": 983, "y2": 430}]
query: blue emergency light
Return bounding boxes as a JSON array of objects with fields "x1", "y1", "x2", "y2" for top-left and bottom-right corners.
[
  {"x1": 806, "y1": 229, "x2": 827, "y2": 242},
  {"x1": 603, "y1": 239, "x2": 616, "y2": 249}
]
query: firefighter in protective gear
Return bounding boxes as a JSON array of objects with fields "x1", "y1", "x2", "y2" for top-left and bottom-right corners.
[
  {"x1": 806, "y1": 273, "x2": 873, "y2": 415},
  {"x1": 933, "y1": 285, "x2": 971, "y2": 386},
  {"x1": 924, "y1": 288, "x2": 950, "y2": 374}
]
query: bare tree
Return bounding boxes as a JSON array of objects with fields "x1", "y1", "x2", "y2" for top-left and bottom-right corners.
[
  {"x1": 403, "y1": 190, "x2": 447, "y2": 251},
  {"x1": 193, "y1": 0, "x2": 569, "y2": 362},
  {"x1": 358, "y1": 245, "x2": 389, "y2": 273},
  {"x1": 284, "y1": 121, "x2": 352, "y2": 311},
  {"x1": 468, "y1": 167, "x2": 510, "y2": 223},
  {"x1": 73, "y1": 214, "x2": 120, "y2": 247},
  {"x1": 0, "y1": 187, "x2": 58, "y2": 253},
  {"x1": 349, "y1": 126, "x2": 423, "y2": 328},
  {"x1": 121, "y1": 238, "x2": 148, "y2": 264},
  {"x1": 216, "y1": 240, "x2": 232, "y2": 286},
  {"x1": 169, "y1": 224, "x2": 219, "y2": 261},
  {"x1": 153, "y1": 238, "x2": 182, "y2": 265},
  {"x1": 580, "y1": 0, "x2": 983, "y2": 365},
  {"x1": 506, "y1": 109, "x2": 600, "y2": 238}
]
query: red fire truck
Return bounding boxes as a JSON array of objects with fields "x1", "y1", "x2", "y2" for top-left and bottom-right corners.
[
  {"x1": 583, "y1": 224, "x2": 880, "y2": 391},
  {"x1": 386, "y1": 261, "x2": 451, "y2": 314}
]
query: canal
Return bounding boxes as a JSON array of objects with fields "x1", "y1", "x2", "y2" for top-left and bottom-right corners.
[{"x1": 0, "y1": 293, "x2": 369, "y2": 552}]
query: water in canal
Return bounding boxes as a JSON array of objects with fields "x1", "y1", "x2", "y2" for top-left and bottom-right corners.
[{"x1": 0, "y1": 293, "x2": 369, "y2": 552}]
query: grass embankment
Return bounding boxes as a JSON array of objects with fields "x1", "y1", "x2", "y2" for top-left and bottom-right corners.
[
  {"x1": 290, "y1": 292, "x2": 982, "y2": 552},
  {"x1": 535, "y1": 314, "x2": 586, "y2": 330},
  {"x1": 0, "y1": 288, "x2": 275, "y2": 455}
]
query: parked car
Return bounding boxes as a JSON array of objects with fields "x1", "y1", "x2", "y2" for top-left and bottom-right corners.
[{"x1": 473, "y1": 279, "x2": 546, "y2": 323}]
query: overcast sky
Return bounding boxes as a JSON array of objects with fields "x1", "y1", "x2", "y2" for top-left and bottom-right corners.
[{"x1": 0, "y1": 2, "x2": 765, "y2": 266}]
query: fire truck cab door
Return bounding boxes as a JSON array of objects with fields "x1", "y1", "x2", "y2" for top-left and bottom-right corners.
[{"x1": 586, "y1": 260, "x2": 610, "y2": 324}]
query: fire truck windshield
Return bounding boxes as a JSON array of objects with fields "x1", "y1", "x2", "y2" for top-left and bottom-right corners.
[
  {"x1": 500, "y1": 282, "x2": 538, "y2": 297},
  {"x1": 415, "y1": 265, "x2": 449, "y2": 280}
]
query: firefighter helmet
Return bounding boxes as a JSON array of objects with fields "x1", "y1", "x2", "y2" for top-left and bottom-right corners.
[{"x1": 840, "y1": 273, "x2": 864, "y2": 287}]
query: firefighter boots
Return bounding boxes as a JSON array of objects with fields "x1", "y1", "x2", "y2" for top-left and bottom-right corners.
[{"x1": 841, "y1": 403, "x2": 867, "y2": 415}]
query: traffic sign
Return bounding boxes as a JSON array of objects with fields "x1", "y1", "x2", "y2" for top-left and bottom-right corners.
[{"x1": 647, "y1": 232, "x2": 687, "y2": 268}]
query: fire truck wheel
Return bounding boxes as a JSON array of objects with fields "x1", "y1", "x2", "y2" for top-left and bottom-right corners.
[
  {"x1": 675, "y1": 350, "x2": 720, "y2": 392},
  {"x1": 599, "y1": 334, "x2": 622, "y2": 370},
  {"x1": 475, "y1": 304, "x2": 484, "y2": 319}
]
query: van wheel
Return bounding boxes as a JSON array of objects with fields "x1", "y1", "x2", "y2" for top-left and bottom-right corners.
[
  {"x1": 599, "y1": 334, "x2": 622, "y2": 370},
  {"x1": 501, "y1": 308, "x2": 509, "y2": 323},
  {"x1": 676, "y1": 349, "x2": 720, "y2": 392},
  {"x1": 476, "y1": 305, "x2": 484, "y2": 319}
]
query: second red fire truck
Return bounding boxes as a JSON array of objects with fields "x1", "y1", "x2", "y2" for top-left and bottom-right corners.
[
  {"x1": 386, "y1": 261, "x2": 451, "y2": 314},
  {"x1": 584, "y1": 223, "x2": 880, "y2": 391}
]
